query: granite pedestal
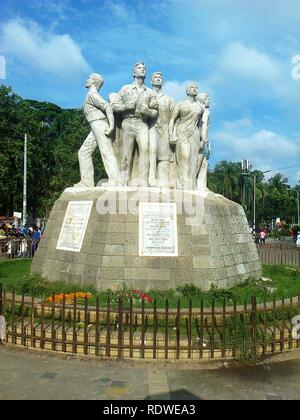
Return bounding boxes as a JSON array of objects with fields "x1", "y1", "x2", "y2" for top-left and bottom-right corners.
[{"x1": 31, "y1": 187, "x2": 262, "y2": 291}]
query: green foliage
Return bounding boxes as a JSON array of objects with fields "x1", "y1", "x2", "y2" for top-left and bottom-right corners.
[
  {"x1": 208, "y1": 285, "x2": 235, "y2": 302},
  {"x1": 175, "y1": 283, "x2": 203, "y2": 298},
  {"x1": 4, "y1": 260, "x2": 300, "y2": 309},
  {"x1": 208, "y1": 161, "x2": 299, "y2": 227}
]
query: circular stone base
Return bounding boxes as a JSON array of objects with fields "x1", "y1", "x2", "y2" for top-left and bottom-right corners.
[{"x1": 31, "y1": 186, "x2": 262, "y2": 291}]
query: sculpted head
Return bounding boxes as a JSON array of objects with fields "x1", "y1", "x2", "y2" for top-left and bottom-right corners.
[
  {"x1": 186, "y1": 83, "x2": 198, "y2": 98},
  {"x1": 86, "y1": 73, "x2": 104, "y2": 90},
  {"x1": 133, "y1": 61, "x2": 146, "y2": 79},
  {"x1": 198, "y1": 92, "x2": 210, "y2": 108},
  {"x1": 151, "y1": 72, "x2": 163, "y2": 88}
]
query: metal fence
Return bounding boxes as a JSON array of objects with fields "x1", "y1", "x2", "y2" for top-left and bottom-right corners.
[
  {"x1": 0, "y1": 239, "x2": 35, "y2": 260},
  {"x1": 0, "y1": 285, "x2": 299, "y2": 360},
  {"x1": 258, "y1": 244, "x2": 300, "y2": 267}
]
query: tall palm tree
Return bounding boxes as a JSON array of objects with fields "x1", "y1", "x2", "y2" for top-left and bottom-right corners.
[{"x1": 209, "y1": 161, "x2": 243, "y2": 202}]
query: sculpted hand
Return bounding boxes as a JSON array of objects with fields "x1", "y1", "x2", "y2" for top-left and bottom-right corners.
[
  {"x1": 126, "y1": 100, "x2": 137, "y2": 111},
  {"x1": 138, "y1": 103, "x2": 149, "y2": 115}
]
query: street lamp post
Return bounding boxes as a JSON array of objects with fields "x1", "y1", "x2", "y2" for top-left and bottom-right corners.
[
  {"x1": 253, "y1": 173, "x2": 256, "y2": 231},
  {"x1": 22, "y1": 133, "x2": 27, "y2": 226}
]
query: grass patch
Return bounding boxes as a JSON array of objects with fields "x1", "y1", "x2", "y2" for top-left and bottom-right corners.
[{"x1": 0, "y1": 259, "x2": 300, "y2": 308}]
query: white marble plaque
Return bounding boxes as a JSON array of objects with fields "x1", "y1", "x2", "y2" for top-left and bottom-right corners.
[
  {"x1": 56, "y1": 201, "x2": 93, "y2": 252},
  {"x1": 139, "y1": 202, "x2": 178, "y2": 257}
]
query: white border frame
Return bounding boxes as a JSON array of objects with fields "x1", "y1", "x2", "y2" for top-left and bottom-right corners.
[
  {"x1": 56, "y1": 201, "x2": 93, "y2": 252},
  {"x1": 139, "y1": 202, "x2": 178, "y2": 257}
]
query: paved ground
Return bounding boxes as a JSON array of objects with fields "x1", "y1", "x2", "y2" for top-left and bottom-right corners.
[{"x1": 0, "y1": 344, "x2": 300, "y2": 400}]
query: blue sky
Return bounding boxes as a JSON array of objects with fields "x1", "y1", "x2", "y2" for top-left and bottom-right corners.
[{"x1": 1, "y1": 0, "x2": 300, "y2": 184}]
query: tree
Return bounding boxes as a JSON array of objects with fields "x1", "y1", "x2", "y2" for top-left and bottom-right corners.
[{"x1": 208, "y1": 161, "x2": 243, "y2": 202}]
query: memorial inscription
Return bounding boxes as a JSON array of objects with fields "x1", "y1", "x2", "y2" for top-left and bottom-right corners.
[
  {"x1": 56, "y1": 201, "x2": 93, "y2": 252},
  {"x1": 139, "y1": 202, "x2": 178, "y2": 257}
]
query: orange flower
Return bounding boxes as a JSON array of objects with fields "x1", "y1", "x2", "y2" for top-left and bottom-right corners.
[{"x1": 47, "y1": 292, "x2": 93, "y2": 303}]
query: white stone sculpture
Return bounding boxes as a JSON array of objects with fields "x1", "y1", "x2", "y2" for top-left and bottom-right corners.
[
  {"x1": 110, "y1": 62, "x2": 159, "y2": 187},
  {"x1": 74, "y1": 73, "x2": 121, "y2": 188},
  {"x1": 197, "y1": 92, "x2": 211, "y2": 193},
  {"x1": 169, "y1": 83, "x2": 205, "y2": 190},
  {"x1": 148, "y1": 72, "x2": 175, "y2": 188}
]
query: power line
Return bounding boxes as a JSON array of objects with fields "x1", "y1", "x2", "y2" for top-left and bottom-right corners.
[{"x1": 265, "y1": 165, "x2": 300, "y2": 173}]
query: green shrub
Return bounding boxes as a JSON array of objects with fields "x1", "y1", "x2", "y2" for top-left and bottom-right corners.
[{"x1": 175, "y1": 284, "x2": 203, "y2": 298}]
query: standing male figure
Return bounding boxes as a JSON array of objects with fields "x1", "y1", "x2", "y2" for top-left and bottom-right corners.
[
  {"x1": 197, "y1": 92, "x2": 211, "y2": 193},
  {"x1": 74, "y1": 73, "x2": 121, "y2": 188},
  {"x1": 111, "y1": 62, "x2": 158, "y2": 187},
  {"x1": 149, "y1": 72, "x2": 175, "y2": 187}
]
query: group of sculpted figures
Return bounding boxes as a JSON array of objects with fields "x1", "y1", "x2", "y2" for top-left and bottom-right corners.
[{"x1": 74, "y1": 62, "x2": 211, "y2": 191}]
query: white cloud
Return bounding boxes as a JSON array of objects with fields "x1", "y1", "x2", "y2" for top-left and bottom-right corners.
[
  {"x1": 203, "y1": 41, "x2": 298, "y2": 105},
  {"x1": 212, "y1": 118, "x2": 300, "y2": 184},
  {"x1": 164, "y1": 80, "x2": 191, "y2": 101},
  {"x1": 105, "y1": 0, "x2": 130, "y2": 20},
  {"x1": 0, "y1": 18, "x2": 90, "y2": 80},
  {"x1": 221, "y1": 42, "x2": 283, "y2": 85},
  {"x1": 164, "y1": 80, "x2": 213, "y2": 102}
]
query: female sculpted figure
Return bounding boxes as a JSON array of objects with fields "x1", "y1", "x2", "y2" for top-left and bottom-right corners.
[{"x1": 169, "y1": 83, "x2": 205, "y2": 190}]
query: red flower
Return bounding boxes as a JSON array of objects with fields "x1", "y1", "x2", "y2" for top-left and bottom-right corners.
[{"x1": 133, "y1": 289, "x2": 153, "y2": 304}]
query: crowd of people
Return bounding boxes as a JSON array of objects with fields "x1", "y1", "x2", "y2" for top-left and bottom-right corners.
[
  {"x1": 0, "y1": 220, "x2": 44, "y2": 259},
  {"x1": 253, "y1": 225, "x2": 300, "y2": 247}
]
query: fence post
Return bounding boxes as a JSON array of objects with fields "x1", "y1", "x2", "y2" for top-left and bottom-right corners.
[
  {"x1": 187, "y1": 299, "x2": 192, "y2": 359},
  {"x1": 176, "y1": 299, "x2": 181, "y2": 359},
  {"x1": 40, "y1": 295, "x2": 45, "y2": 350},
  {"x1": 141, "y1": 299, "x2": 145, "y2": 359},
  {"x1": 0, "y1": 284, "x2": 3, "y2": 316},
  {"x1": 232, "y1": 297, "x2": 237, "y2": 358},
  {"x1": 83, "y1": 295, "x2": 89, "y2": 355},
  {"x1": 30, "y1": 293, "x2": 35, "y2": 348},
  {"x1": 0, "y1": 283, "x2": 3, "y2": 344},
  {"x1": 165, "y1": 299, "x2": 169, "y2": 360},
  {"x1": 280, "y1": 297, "x2": 285, "y2": 352},
  {"x1": 117, "y1": 296, "x2": 123, "y2": 358},
  {"x1": 51, "y1": 293, "x2": 55, "y2": 351},
  {"x1": 272, "y1": 296, "x2": 276, "y2": 353},
  {"x1": 252, "y1": 296, "x2": 257, "y2": 357},
  {"x1": 72, "y1": 295, "x2": 77, "y2": 354},
  {"x1": 11, "y1": 291, "x2": 16, "y2": 344},
  {"x1": 95, "y1": 296, "x2": 100, "y2": 357},
  {"x1": 61, "y1": 294, "x2": 66, "y2": 353},
  {"x1": 20, "y1": 293, "x2": 25, "y2": 346},
  {"x1": 211, "y1": 299, "x2": 215, "y2": 359},
  {"x1": 263, "y1": 294, "x2": 267, "y2": 355},
  {"x1": 153, "y1": 299, "x2": 157, "y2": 360},
  {"x1": 222, "y1": 298, "x2": 226, "y2": 358}
]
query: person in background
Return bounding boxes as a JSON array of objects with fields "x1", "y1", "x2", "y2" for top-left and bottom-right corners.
[
  {"x1": 260, "y1": 230, "x2": 266, "y2": 244},
  {"x1": 31, "y1": 225, "x2": 41, "y2": 256}
]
